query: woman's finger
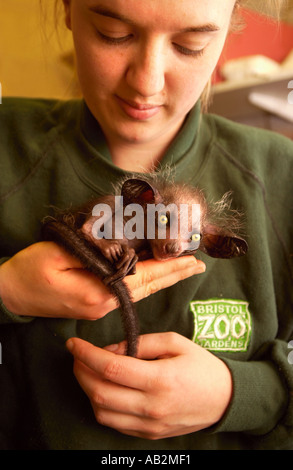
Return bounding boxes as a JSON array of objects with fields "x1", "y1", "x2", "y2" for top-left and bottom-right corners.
[
  {"x1": 126, "y1": 256, "x2": 205, "y2": 300},
  {"x1": 66, "y1": 337, "x2": 157, "y2": 391}
]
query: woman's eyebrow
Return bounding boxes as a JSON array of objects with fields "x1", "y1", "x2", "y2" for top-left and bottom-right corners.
[
  {"x1": 181, "y1": 24, "x2": 220, "y2": 33},
  {"x1": 89, "y1": 5, "x2": 220, "y2": 33}
]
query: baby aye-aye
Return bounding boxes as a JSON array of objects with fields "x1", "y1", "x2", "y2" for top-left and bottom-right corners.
[{"x1": 42, "y1": 177, "x2": 248, "y2": 357}]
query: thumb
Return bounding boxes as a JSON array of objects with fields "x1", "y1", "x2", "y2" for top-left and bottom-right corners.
[{"x1": 136, "y1": 332, "x2": 192, "y2": 360}]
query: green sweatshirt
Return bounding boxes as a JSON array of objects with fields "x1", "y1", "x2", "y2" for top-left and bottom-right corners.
[{"x1": 0, "y1": 97, "x2": 292, "y2": 450}]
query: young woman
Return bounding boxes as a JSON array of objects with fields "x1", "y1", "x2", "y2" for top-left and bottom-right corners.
[{"x1": 0, "y1": 0, "x2": 292, "y2": 450}]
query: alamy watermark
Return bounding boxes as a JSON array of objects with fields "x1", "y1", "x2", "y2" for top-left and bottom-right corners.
[
  {"x1": 285, "y1": 80, "x2": 292, "y2": 364},
  {"x1": 288, "y1": 80, "x2": 293, "y2": 105},
  {"x1": 288, "y1": 340, "x2": 293, "y2": 365},
  {"x1": 91, "y1": 197, "x2": 201, "y2": 248},
  {"x1": 0, "y1": 82, "x2": 2, "y2": 104}
]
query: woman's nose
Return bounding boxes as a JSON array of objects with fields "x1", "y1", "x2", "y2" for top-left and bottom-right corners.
[{"x1": 126, "y1": 40, "x2": 166, "y2": 97}]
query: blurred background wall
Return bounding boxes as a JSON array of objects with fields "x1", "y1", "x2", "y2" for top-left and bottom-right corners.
[{"x1": 0, "y1": 0, "x2": 76, "y2": 99}]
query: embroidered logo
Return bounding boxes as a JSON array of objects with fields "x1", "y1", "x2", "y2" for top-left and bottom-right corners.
[{"x1": 190, "y1": 298, "x2": 251, "y2": 352}]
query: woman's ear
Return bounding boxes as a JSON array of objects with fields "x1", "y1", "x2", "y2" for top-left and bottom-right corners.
[{"x1": 62, "y1": 0, "x2": 72, "y2": 30}]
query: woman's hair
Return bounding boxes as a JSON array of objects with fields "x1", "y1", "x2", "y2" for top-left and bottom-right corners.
[
  {"x1": 49, "y1": 0, "x2": 287, "y2": 35},
  {"x1": 201, "y1": 0, "x2": 287, "y2": 109},
  {"x1": 50, "y1": 0, "x2": 286, "y2": 18},
  {"x1": 236, "y1": 0, "x2": 286, "y2": 18}
]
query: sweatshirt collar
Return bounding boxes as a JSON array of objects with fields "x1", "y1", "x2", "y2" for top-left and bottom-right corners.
[
  {"x1": 64, "y1": 99, "x2": 207, "y2": 194},
  {"x1": 80, "y1": 100, "x2": 202, "y2": 167}
]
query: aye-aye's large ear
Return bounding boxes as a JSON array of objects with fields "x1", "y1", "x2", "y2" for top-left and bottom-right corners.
[
  {"x1": 121, "y1": 178, "x2": 159, "y2": 206},
  {"x1": 200, "y1": 224, "x2": 248, "y2": 259}
]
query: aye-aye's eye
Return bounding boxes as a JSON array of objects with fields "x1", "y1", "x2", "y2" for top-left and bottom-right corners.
[
  {"x1": 159, "y1": 214, "x2": 169, "y2": 225},
  {"x1": 191, "y1": 232, "x2": 201, "y2": 242}
]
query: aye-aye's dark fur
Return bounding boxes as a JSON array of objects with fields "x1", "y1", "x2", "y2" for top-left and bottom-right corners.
[{"x1": 42, "y1": 177, "x2": 248, "y2": 357}]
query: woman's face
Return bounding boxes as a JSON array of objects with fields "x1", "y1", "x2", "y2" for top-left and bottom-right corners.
[{"x1": 63, "y1": 0, "x2": 236, "y2": 149}]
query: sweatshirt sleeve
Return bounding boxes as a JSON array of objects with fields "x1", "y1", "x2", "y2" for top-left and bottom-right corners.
[
  {"x1": 210, "y1": 339, "x2": 293, "y2": 449},
  {"x1": 205, "y1": 119, "x2": 293, "y2": 449},
  {"x1": 0, "y1": 257, "x2": 34, "y2": 325}
]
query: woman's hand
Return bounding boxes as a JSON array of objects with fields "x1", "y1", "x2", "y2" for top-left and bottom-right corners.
[
  {"x1": 66, "y1": 333, "x2": 233, "y2": 439},
  {"x1": 0, "y1": 241, "x2": 205, "y2": 319}
]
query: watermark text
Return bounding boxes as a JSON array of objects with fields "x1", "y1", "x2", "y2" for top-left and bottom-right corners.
[
  {"x1": 91, "y1": 197, "x2": 201, "y2": 250},
  {"x1": 288, "y1": 80, "x2": 293, "y2": 105},
  {"x1": 288, "y1": 340, "x2": 293, "y2": 365}
]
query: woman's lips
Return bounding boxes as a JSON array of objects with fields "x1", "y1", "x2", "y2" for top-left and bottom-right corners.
[{"x1": 115, "y1": 96, "x2": 162, "y2": 121}]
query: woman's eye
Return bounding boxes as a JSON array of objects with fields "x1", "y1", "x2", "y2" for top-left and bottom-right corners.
[
  {"x1": 173, "y1": 43, "x2": 205, "y2": 57},
  {"x1": 98, "y1": 32, "x2": 132, "y2": 45}
]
